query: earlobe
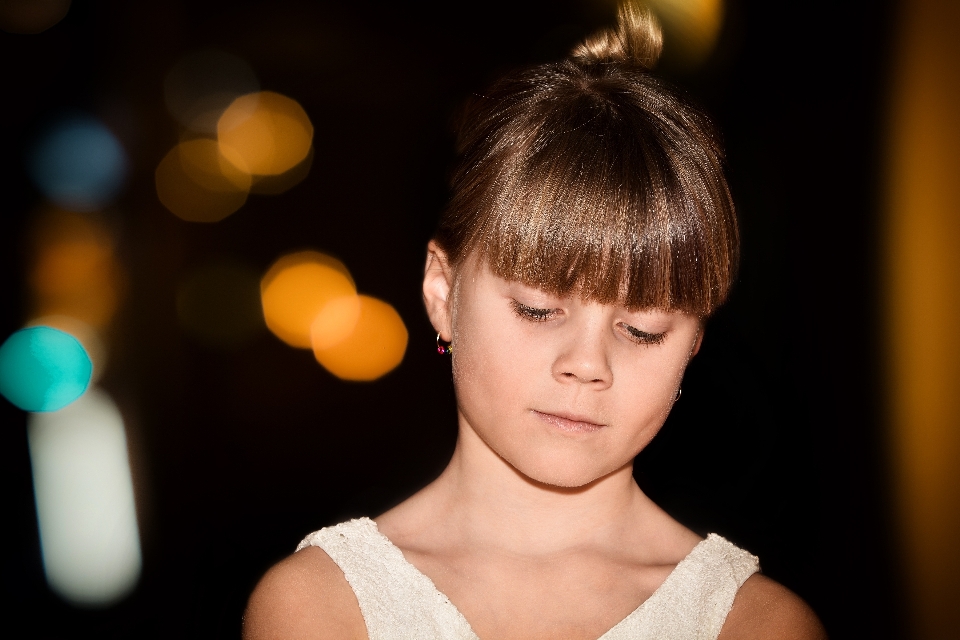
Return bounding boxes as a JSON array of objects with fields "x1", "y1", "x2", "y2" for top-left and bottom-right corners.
[{"x1": 422, "y1": 241, "x2": 454, "y2": 340}]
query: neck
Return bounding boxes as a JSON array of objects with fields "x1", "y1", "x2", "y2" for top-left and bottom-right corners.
[{"x1": 425, "y1": 416, "x2": 649, "y2": 555}]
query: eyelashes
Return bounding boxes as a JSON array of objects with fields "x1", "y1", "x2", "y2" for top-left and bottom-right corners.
[
  {"x1": 622, "y1": 325, "x2": 666, "y2": 346},
  {"x1": 511, "y1": 300, "x2": 555, "y2": 322},
  {"x1": 510, "y1": 299, "x2": 667, "y2": 345}
]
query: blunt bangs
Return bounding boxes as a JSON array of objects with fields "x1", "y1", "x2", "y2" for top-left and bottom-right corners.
[{"x1": 436, "y1": 60, "x2": 739, "y2": 318}]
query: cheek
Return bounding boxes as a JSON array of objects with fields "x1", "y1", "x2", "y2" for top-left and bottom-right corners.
[
  {"x1": 610, "y1": 350, "x2": 688, "y2": 428},
  {"x1": 451, "y1": 313, "x2": 530, "y2": 412},
  {"x1": 640, "y1": 353, "x2": 686, "y2": 397}
]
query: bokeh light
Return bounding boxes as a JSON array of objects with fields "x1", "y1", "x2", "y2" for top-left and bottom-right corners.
[
  {"x1": 177, "y1": 260, "x2": 264, "y2": 349},
  {"x1": 312, "y1": 295, "x2": 408, "y2": 381},
  {"x1": 155, "y1": 138, "x2": 251, "y2": 223},
  {"x1": 28, "y1": 209, "x2": 122, "y2": 330},
  {"x1": 164, "y1": 50, "x2": 260, "y2": 134},
  {"x1": 648, "y1": 0, "x2": 724, "y2": 67},
  {"x1": 260, "y1": 251, "x2": 355, "y2": 348},
  {"x1": 218, "y1": 91, "x2": 313, "y2": 177},
  {"x1": 28, "y1": 389, "x2": 142, "y2": 606},
  {"x1": 27, "y1": 316, "x2": 107, "y2": 386},
  {"x1": 249, "y1": 145, "x2": 314, "y2": 195},
  {"x1": 886, "y1": 0, "x2": 960, "y2": 634},
  {"x1": 0, "y1": 0, "x2": 71, "y2": 34},
  {"x1": 28, "y1": 116, "x2": 128, "y2": 212},
  {"x1": 0, "y1": 326, "x2": 92, "y2": 412},
  {"x1": 310, "y1": 294, "x2": 361, "y2": 350}
]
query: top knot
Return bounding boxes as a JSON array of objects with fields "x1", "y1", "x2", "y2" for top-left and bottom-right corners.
[{"x1": 571, "y1": 2, "x2": 663, "y2": 70}]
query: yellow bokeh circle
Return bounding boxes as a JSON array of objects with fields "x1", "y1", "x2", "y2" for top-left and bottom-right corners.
[
  {"x1": 648, "y1": 0, "x2": 724, "y2": 67},
  {"x1": 311, "y1": 295, "x2": 408, "y2": 382},
  {"x1": 260, "y1": 252, "x2": 355, "y2": 349},
  {"x1": 217, "y1": 91, "x2": 313, "y2": 176}
]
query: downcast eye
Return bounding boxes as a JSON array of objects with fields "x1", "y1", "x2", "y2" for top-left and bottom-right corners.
[
  {"x1": 511, "y1": 300, "x2": 555, "y2": 322},
  {"x1": 622, "y1": 324, "x2": 666, "y2": 345}
]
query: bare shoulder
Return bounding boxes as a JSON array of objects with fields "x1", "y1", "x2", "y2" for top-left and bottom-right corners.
[
  {"x1": 242, "y1": 546, "x2": 367, "y2": 640},
  {"x1": 718, "y1": 574, "x2": 828, "y2": 640}
]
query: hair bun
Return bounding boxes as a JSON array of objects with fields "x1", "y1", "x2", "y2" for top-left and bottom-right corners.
[{"x1": 571, "y1": 2, "x2": 663, "y2": 70}]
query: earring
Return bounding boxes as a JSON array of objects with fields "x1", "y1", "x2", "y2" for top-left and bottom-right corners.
[
  {"x1": 436, "y1": 333, "x2": 452, "y2": 355},
  {"x1": 675, "y1": 387, "x2": 682, "y2": 401}
]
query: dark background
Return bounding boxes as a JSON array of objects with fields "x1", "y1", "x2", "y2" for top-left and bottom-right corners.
[{"x1": 0, "y1": 0, "x2": 901, "y2": 637}]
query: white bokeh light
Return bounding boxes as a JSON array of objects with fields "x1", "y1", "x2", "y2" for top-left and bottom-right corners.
[{"x1": 27, "y1": 388, "x2": 142, "y2": 606}]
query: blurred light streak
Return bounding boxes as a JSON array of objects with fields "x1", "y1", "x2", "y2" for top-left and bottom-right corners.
[
  {"x1": 647, "y1": 0, "x2": 723, "y2": 68},
  {"x1": 312, "y1": 295, "x2": 408, "y2": 381},
  {"x1": 218, "y1": 91, "x2": 313, "y2": 176},
  {"x1": 28, "y1": 116, "x2": 129, "y2": 212},
  {"x1": 260, "y1": 252, "x2": 355, "y2": 348},
  {"x1": 28, "y1": 209, "x2": 122, "y2": 330},
  {"x1": 177, "y1": 260, "x2": 264, "y2": 349},
  {"x1": 27, "y1": 389, "x2": 141, "y2": 606},
  {"x1": 164, "y1": 50, "x2": 260, "y2": 134},
  {"x1": 0, "y1": 326, "x2": 91, "y2": 412},
  {"x1": 885, "y1": 0, "x2": 960, "y2": 637},
  {"x1": 0, "y1": 0, "x2": 70, "y2": 34},
  {"x1": 155, "y1": 139, "x2": 251, "y2": 223}
]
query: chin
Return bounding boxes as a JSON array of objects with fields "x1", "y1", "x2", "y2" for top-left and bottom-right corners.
[{"x1": 505, "y1": 451, "x2": 623, "y2": 490}]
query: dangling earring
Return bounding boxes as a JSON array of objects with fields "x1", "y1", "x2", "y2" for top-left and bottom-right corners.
[
  {"x1": 675, "y1": 387, "x2": 682, "y2": 401},
  {"x1": 436, "y1": 333, "x2": 452, "y2": 355}
]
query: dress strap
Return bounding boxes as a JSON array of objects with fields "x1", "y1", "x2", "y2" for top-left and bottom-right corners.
[
  {"x1": 297, "y1": 518, "x2": 479, "y2": 640},
  {"x1": 600, "y1": 533, "x2": 760, "y2": 640}
]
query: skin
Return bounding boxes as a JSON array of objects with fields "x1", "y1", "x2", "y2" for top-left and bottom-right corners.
[{"x1": 243, "y1": 243, "x2": 828, "y2": 640}]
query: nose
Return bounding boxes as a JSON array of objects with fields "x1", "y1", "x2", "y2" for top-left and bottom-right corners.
[{"x1": 551, "y1": 327, "x2": 613, "y2": 389}]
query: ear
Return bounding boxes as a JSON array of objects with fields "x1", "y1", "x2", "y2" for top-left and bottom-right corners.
[
  {"x1": 423, "y1": 240, "x2": 455, "y2": 341},
  {"x1": 691, "y1": 324, "x2": 705, "y2": 357}
]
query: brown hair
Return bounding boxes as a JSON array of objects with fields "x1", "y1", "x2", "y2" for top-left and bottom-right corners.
[{"x1": 433, "y1": 2, "x2": 738, "y2": 317}]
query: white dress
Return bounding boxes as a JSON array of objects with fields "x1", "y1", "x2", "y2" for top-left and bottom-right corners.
[{"x1": 297, "y1": 518, "x2": 758, "y2": 640}]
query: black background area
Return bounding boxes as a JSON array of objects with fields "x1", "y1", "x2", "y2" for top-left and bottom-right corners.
[{"x1": 0, "y1": 0, "x2": 901, "y2": 638}]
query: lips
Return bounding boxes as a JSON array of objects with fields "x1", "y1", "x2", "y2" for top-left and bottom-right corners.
[{"x1": 533, "y1": 410, "x2": 605, "y2": 433}]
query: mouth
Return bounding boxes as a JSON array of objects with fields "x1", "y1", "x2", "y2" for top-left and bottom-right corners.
[{"x1": 532, "y1": 410, "x2": 606, "y2": 433}]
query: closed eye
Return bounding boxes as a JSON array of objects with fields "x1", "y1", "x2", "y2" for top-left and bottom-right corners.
[
  {"x1": 622, "y1": 324, "x2": 666, "y2": 345},
  {"x1": 511, "y1": 300, "x2": 557, "y2": 322}
]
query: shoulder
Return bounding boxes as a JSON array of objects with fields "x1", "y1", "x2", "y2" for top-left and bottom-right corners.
[
  {"x1": 717, "y1": 574, "x2": 827, "y2": 640},
  {"x1": 242, "y1": 545, "x2": 367, "y2": 640}
]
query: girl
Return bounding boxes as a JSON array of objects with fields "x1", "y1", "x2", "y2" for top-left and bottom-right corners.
[{"x1": 244, "y1": 4, "x2": 826, "y2": 638}]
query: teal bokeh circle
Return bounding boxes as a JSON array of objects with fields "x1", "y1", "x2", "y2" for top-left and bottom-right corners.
[{"x1": 0, "y1": 326, "x2": 93, "y2": 412}]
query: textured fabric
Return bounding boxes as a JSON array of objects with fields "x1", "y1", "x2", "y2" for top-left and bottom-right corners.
[
  {"x1": 297, "y1": 517, "x2": 759, "y2": 640},
  {"x1": 297, "y1": 519, "x2": 476, "y2": 639}
]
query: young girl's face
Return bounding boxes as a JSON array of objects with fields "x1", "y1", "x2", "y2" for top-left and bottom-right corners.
[{"x1": 429, "y1": 249, "x2": 703, "y2": 489}]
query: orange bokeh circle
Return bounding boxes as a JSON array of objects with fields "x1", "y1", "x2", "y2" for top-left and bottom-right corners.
[
  {"x1": 311, "y1": 295, "x2": 407, "y2": 381},
  {"x1": 217, "y1": 91, "x2": 313, "y2": 177},
  {"x1": 155, "y1": 139, "x2": 251, "y2": 223},
  {"x1": 260, "y1": 252, "x2": 355, "y2": 348}
]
